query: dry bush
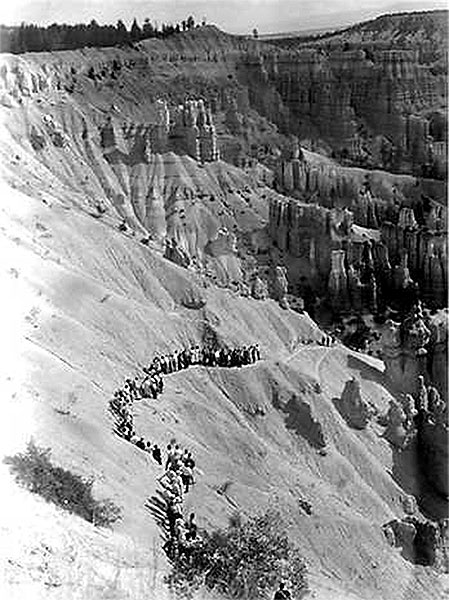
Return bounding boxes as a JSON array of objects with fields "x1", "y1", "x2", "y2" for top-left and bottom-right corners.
[{"x1": 4, "y1": 440, "x2": 122, "y2": 527}]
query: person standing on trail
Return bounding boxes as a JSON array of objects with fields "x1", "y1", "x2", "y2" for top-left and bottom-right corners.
[
  {"x1": 185, "y1": 451, "x2": 195, "y2": 470},
  {"x1": 152, "y1": 444, "x2": 162, "y2": 465},
  {"x1": 185, "y1": 452, "x2": 196, "y2": 485},
  {"x1": 273, "y1": 582, "x2": 291, "y2": 599},
  {"x1": 160, "y1": 356, "x2": 168, "y2": 374},
  {"x1": 150, "y1": 379, "x2": 158, "y2": 399},
  {"x1": 181, "y1": 462, "x2": 193, "y2": 493},
  {"x1": 173, "y1": 444, "x2": 182, "y2": 468},
  {"x1": 165, "y1": 445, "x2": 173, "y2": 470},
  {"x1": 186, "y1": 512, "x2": 197, "y2": 540}
]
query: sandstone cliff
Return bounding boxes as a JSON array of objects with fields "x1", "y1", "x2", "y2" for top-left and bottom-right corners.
[{"x1": 266, "y1": 10, "x2": 447, "y2": 176}]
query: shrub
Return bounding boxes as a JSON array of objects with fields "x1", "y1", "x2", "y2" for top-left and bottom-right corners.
[
  {"x1": 165, "y1": 509, "x2": 308, "y2": 599},
  {"x1": 4, "y1": 440, "x2": 122, "y2": 527}
]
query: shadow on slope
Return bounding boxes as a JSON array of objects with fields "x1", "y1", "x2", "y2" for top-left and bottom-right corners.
[
  {"x1": 272, "y1": 387, "x2": 326, "y2": 450},
  {"x1": 145, "y1": 490, "x2": 172, "y2": 538},
  {"x1": 384, "y1": 516, "x2": 444, "y2": 568},
  {"x1": 390, "y1": 436, "x2": 449, "y2": 522}
]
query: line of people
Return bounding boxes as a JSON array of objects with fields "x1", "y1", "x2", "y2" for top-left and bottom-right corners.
[
  {"x1": 109, "y1": 342, "x2": 262, "y2": 477},
  {"x1": 291, "y1": 335, "x2": 336, "y2": 352},
  {"x1": 146, "y1": 342, "x2": 262, "y2": 377},
  {"x1": 111, "y1": 342, "x2": 262, "y2": 413},
  {"x1": 318, "y1": 334, "x2": 336, "y2": 347},
  {"x1": 108, "y1": 341, "x2": 262, "y2": 558},
  {"x1": 157, "y1": 442, "x2": 200, "y2": 562},
  {"x1": 109, "y1": 377, "x2": 163, "y2": 463}
]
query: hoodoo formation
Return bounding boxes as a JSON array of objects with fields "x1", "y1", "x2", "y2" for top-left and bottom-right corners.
[{"x1": 0, "y1": 8, "x2": 447, "y2": 600}]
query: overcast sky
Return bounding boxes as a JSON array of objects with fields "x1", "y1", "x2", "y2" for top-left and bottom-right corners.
[{"x1": 0, "y1": 0, "x2": 446, "y2": 34}]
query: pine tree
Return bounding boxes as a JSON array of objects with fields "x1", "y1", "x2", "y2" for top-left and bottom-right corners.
[
  {"x1": 116, "y1": 20, "x2": 128, "y2": 44},
  {"x1": 130, "y1": 18, "x2": 141, "y2": 42},
  {"x1": 142, "y1": 18, "x2": 154, "y2": 39}
]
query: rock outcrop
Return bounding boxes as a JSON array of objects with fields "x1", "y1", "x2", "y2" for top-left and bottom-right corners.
[
  {"x1": 98, "y1": 98, "x2": 219, "y2": 165},
  {"x1": 250, "y1": 275, "x2": 269, "y2": 300},
  {"x1": 268, "y1": 177, "x2": 447, "y2": 312},
  {"x1": 170, "y1": 99, "x2": 220, "y2": 163},
  {"x1": 260, "y1": 12, "x2": 448, "y2": 175},
  {"x1": 336, "y1": 377, "x2": 371, "y2": 429},
  {"x1": 383, "y1": 400, "x2": 409, "y2": 448},
  {"x1": 268, "y1": 195, "x2": 382, "y2": 313},
  {"x1": 384, "y1": 517, "x2": 445, "y2": 568},
  {"x1": 381, "y1": 303, "x2": 448, "y2": 400},
  {"x1": 271, "y1": 265, "x2": 290, "y2": 309}
]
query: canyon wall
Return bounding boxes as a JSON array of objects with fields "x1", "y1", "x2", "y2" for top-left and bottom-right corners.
[
  {"x1": 235, "y1": 45, "x2": 447, "y2": 176},
  {"x1": 268, "y1": 153, "x2": 447, "y2": 312},
  {"x1": 268, "y1": 188, "x2": 447, "y2": 313}
]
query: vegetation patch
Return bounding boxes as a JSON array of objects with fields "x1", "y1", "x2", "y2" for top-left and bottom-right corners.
[
  {"x1": 4, "y1": 440, "x2": 122, "y2": 527},
  {"x1": 165, "y1": 510, "x2": 308, "y2": 599}
]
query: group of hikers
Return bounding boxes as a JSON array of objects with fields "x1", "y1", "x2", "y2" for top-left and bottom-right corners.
[
  {"x1": 106, "y1": 338, "x2": 303, "y2": 598},
  {"x1": 291, "y1": 334, "x2": 336, "y2": 351},
  {"x1": 156, "y1": 441, "x2": 200, "y2": 561},
  {"x1": 112, "y1": 342, "x2": 262, "y2": 409},
  {"x1": 146, "y1": 342, "x2": 262, "y2": 374},
  {"x1": 318, "y1": 334, "x2": 335, "y2": 347},
  {"x1": 109, "y1": 382, "x2": 164, "y2": 464},
  {"x1": 108, "y1": 341, "x2": 262, "y2": 464},
  {"x1": 109, "y1": 342, "x2": 262, "y2": 435}
]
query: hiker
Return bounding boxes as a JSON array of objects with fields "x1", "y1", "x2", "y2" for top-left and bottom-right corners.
[
  {"x1": 159, "y1": 469, "x2": 182, "y2": 499},
  {"x1": 150, "y1": 379, "x2": 158, "y2": 399},
  {"x1": 172, "y1": 444, "x2": 182, "y2": 468},
  {"x1": 166, "y1": 499, "x2": 177, "y2": 538},
  {"x1": 273, "y1": 582, "x2": 291, "y2": 599},
  {"x1": 140, "y1": 379, "x2": 153, "y2": 399},
  {"x1": 152, "y1": 444, "x2": 162, "y2": 465},
  {"x1": 124, "y1": 426, "x2": 135, "y2": 442},
  {"x1": 186, "y1": 512, "x2": 197, "y2": 540},
  {"x1": 191, "y1": 345, "x2": 199, "y2": 365},
  {"x1": 181, "y1": 461, "x2": 193, "y2": 493},
  {"x1": 165, "y1": 445, "x2": 174, "y2": 470},
  {"x1": 136, "y1": 437, "x2": 146, "y2": 450},
  {"x1": 184, "y1": 451, "x2": 195, "y2": 472}
]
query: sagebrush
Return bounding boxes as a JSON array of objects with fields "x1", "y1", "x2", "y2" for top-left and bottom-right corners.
[{"x1": 4, "y1": 439, "x2": 122, "y2": 527}]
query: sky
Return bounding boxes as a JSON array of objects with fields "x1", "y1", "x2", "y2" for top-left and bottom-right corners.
[{"x1": 0, "y1": 0, "x2": 447, "y2": 35}]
